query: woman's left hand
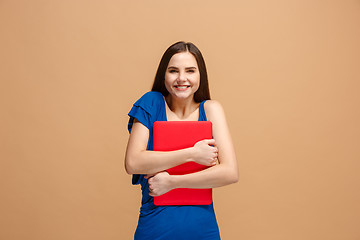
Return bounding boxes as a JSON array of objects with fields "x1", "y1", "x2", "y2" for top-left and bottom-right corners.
[{"x1": 145, "y1": 171, "x2": 174, "y2": 197}]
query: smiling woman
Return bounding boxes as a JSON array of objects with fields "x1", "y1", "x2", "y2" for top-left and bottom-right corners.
[
  {"x1": 125, "y1": 41, "x2": 238, "y2": 240},
  {"x1": 152, "y1": 41, "x2": 211, "y2": 104},
  {"x1": 164, "y1": 52, "x2": 200, "y2": 100}
]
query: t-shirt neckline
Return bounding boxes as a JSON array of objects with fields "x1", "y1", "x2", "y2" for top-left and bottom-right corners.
[{"x1": 162, "y1": 95, "x2": 202, "y2": 121}]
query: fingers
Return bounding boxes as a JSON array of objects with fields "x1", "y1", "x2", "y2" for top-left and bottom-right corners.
[
  {"x1": 204, "y1": 139, "x2": 216, "y2": 146},
  {"x1": 148, "y1": 186, "x2": 157, "y2": 196},
  {"x1": 148, "y1": 183, "x2": 160, "y2": 197},
  {"x1": 212, "y1": 150, "x2": 218, "y2": 158},
  {"x1": 148, "y1": 179, "x2": 155, "y2": 194},
  {"x1": 213, "y1": 146, "x2": 218, "y2": 153},
  {"x1": 149, "y1": 190, "x2": 157, "y2": 197},
  {"x1": 144, "y1": 173, "x2": 156, "y2": 179},
  {"x1": 200, "y1": 139, "x2": 218, "y2": 153},
  {"x1": 147, "y1": 174, "x2": 157, "y2": 194},
  {"x1": 145, "y1": 171, "x2": 168, "y2": 179},
  {"x1": 205, "y1": 140, "x2": 218, "y2": 153},
  {"x1": 210, "y1": 156, "x2": 218, "y2": 166},
  {"x1": 204, "y1": 156, "x2": 218, "y2": 166}
]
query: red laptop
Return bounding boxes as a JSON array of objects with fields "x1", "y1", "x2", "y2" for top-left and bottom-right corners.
[{"x1": 153, "y1": 121, "x2": 213, "y2": 206}]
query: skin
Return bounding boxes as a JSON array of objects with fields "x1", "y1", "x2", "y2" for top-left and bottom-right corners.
[{"x1": 125, "y1": 52, "x2": 238, "y2": 197}]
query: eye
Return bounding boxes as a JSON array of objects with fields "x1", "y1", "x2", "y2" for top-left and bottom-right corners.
[
  {"x1": 169, "y1": 69, "x2": 178, "y2": 73},
  {"x1": 187, "y1": 69, "x2": 195, "y2": 73}
]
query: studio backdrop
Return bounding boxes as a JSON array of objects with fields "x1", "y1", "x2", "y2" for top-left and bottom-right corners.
[{"x1": 1, "y1": 1, "x2": 359, "y2": 239}]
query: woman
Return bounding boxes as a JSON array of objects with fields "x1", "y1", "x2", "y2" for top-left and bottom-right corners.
[{"x1": 125, "y1": 41, "x2": 238, "y2": 239}]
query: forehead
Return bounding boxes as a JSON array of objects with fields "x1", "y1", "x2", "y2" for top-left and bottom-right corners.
[{"x1": 168, "y1": 52, "x2": 198, "y2": 68}]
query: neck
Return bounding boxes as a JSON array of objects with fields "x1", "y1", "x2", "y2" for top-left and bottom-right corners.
[{"x1": 165, "y1": 95, "x2": 198, "y2": 119}]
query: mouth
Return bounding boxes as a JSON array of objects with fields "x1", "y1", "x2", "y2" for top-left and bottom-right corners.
[{"x1": 174, "y1": 85, "x2": 190, "y2": 90}]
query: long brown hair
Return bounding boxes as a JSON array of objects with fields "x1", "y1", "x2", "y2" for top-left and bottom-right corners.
[{"x1": 151, "y1": 41, "x2": 211, "y2": 103}]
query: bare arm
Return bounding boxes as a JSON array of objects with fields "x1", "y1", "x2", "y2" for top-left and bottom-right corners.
[
  {"x1": 125, "y1": 119, "x2": 218, "y2": 175},
  {"x1": 148, "y1": 100, "x2": 238, "y2": 196}
]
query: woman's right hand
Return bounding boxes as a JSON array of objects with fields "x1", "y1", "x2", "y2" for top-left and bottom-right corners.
[{"x1": 192, "y1": 139, "x2": 218, "y2": 166}]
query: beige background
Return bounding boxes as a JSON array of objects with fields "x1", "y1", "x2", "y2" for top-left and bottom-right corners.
[{"x1": 1, "y1": 0, "x2": 360, "y2": 239}]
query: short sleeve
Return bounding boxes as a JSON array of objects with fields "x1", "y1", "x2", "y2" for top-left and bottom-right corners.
[
  {"x1": 127, "y1": 91, "x2": 163, "y2": 133},
  {"x1": 128, "y1": 103, "x2": 151, "y2": 133},
  {"x1": 127, "y1": 91, "x2": 164, "y2": 185}
]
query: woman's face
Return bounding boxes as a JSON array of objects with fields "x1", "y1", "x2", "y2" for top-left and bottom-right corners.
[{"x1": 164, "y1": 52, "x2": 200, "y2": 101}]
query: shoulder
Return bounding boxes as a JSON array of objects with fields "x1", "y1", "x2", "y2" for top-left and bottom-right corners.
[
  {"x1": 136, "y1": 91, "x2": 163, "y2": 103},
  {"x1": 133, "y1": 91, "x2": 164, "y2": 109},
  {"x1": 204, "y1": 100, "x2": 226, "y2": 122},
  {"x1": 128, "y1": 91, "x2": 164, "y2": 132},
  {"x1": 204, "y1": 100, "x2": 224, "y2": 114}
]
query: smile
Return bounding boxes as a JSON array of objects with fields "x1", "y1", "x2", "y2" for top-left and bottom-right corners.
[{"x1": 174, "y1": 85, "x2": 190, "y2": 90}]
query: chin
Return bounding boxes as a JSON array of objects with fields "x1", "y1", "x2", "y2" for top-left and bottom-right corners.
[{"x1": 170, "y1": 91, "x2": 194, "y2": 100}]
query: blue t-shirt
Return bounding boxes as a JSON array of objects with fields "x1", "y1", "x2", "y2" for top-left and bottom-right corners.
[{"x1": 128, "y1": 91, "x2": 220, "y2": 240}]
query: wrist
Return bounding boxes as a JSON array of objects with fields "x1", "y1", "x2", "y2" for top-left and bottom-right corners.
[
  {"x1": 170, "y1": 174, "x2": 181, "y2": 189},
  {"x1": 184, "y1": 147, "x2": 196, "y2": 163}
]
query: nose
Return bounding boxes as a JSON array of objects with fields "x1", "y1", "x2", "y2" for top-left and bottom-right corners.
[{"x1": 177, "y1": 71, "x2": 186, "y2": 82}]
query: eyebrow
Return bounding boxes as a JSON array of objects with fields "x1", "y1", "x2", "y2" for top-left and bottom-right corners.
[{"x1": 167, "y1": 66, "x2": 197, "y2": 70}]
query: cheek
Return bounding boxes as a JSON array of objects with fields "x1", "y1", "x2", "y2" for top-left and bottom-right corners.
[
  {"x1": 193, "y1": 77, "x2": 201, "y2": 93},
  {"x1": 165, "y1": 73, "x2": 175, "y2": 83},
  {"x1": 164, "y1": 76, "x2": 173, "y2": 92},
  {"x1": 192, "y1": 75, "x2": 201, "y2": 88},
  {"x1": 164, "y1": 77, "x2": 171, "y2": 86}
]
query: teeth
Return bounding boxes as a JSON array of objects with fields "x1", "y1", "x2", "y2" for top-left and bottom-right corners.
[{"x1": 176, "y1": 86, "x2": 189, "y2": 89}]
